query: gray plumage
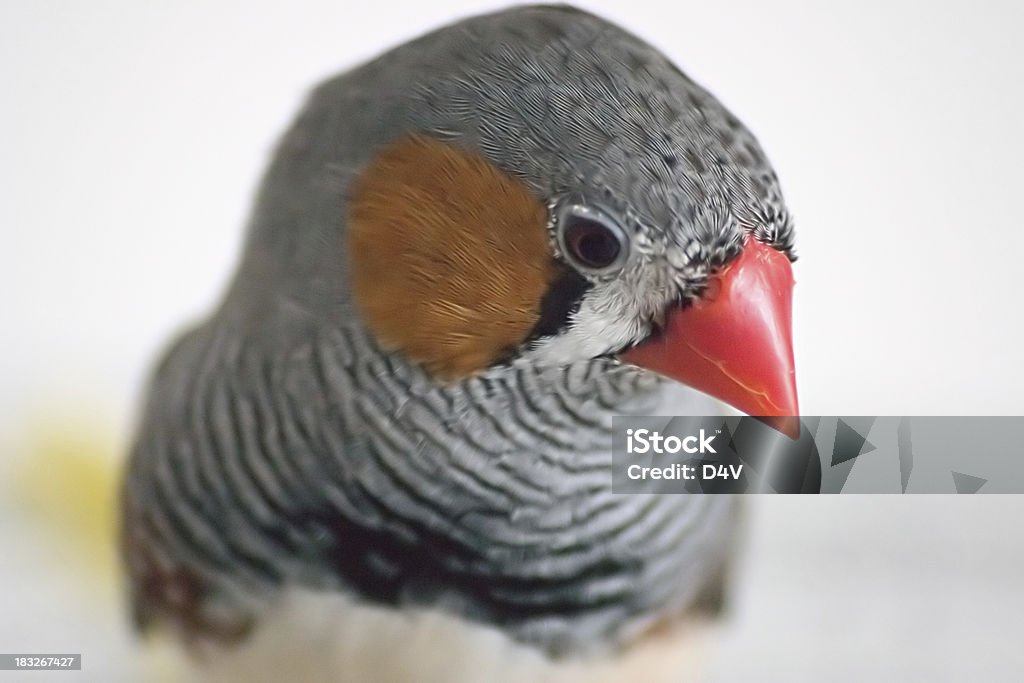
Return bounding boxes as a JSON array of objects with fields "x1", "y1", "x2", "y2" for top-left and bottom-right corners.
[{"x1": 122, "y1": 4, "x2": 789, "y2": 659}]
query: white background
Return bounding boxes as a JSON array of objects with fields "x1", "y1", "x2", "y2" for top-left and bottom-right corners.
[{"x1": 2, "y1": 1, "x2": 1023, "y2": 680}]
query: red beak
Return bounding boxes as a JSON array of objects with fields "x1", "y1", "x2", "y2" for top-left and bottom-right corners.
[{"x1": 619, "y1": 239, "x2": 799, "y2": 437}]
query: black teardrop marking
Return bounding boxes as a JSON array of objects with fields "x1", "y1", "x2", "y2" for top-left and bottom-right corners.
[{"x1": 527, "y1": 263, "x2": 591, "y2": 342}]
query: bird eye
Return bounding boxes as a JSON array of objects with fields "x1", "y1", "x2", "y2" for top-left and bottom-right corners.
[{"x1": 556, "y1": 204, "x2": 629, "y2": 274}]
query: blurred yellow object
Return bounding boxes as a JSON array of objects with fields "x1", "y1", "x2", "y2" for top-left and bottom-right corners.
[
  {"x1": 13, "y1": 415, "x2": 121, "y2": 582},
  {"x1": 9, "y1": 414, "x2": 189, "y2": 680}
]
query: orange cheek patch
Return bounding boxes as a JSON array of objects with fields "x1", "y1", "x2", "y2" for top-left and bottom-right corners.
[{"x1": 347, "y1": 134, "x2": 555, "y2": 380}]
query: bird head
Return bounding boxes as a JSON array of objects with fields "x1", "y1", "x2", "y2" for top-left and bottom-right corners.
[{"x1": 341, "y1": 6, "x2": 798, "y2": 426}]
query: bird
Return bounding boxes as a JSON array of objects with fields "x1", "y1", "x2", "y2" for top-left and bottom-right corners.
[{"x1": 120, "y1": 5, "x2": 798, "y2": 682}]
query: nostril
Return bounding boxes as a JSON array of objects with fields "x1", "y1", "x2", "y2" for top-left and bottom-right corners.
[
  {"x1": 650, "y1": 310, "x2": 667, "y2": 335},
  {"x1": 701, "y1": 277, "x2": 723, "y2": 302}
]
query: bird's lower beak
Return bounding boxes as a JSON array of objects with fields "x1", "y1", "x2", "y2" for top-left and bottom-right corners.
[{"x1": 619, "y1": 239, "x2": 799, "y2": 437}]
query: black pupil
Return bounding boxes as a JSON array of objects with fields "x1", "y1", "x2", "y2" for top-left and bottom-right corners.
[{"x1": 566, "y1": 219, "x2": 620, "y2": 269}]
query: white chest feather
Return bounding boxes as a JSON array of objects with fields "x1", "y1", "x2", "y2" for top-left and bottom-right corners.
[{"x1": 185, "y1": 589, "x2": 712, "y2": 683}]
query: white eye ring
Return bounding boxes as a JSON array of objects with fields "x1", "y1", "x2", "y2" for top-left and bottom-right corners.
[{"x1": 554, "y1": 203, "x2": 630, "y2": 275}]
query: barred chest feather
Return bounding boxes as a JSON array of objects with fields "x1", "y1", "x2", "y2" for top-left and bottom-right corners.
[{"x1": 124, "y1": 320, "x2": 737, "y2": 668}]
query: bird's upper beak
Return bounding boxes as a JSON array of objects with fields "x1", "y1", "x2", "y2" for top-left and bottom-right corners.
[{"x1": 619, "y1": 239, "x2": 799, "y2": 437}]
